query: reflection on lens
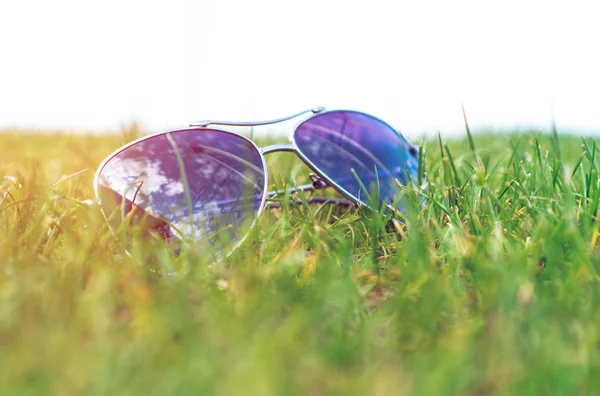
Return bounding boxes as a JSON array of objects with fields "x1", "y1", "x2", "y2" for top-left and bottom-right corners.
[
  {"x1": 293, "y1": 111, "x2": 419, "y2": 210},
  {"x1": 96, "y1": 129, "x2": 266, "y2": 247}
]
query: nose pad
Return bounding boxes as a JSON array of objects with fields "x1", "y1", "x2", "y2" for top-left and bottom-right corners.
[
  {"x1": 309, "y1": 173, "x2": 328, "y2": 190},
  {"x1": 409, "y1": 145, "x2": 419, "y2": 158}
]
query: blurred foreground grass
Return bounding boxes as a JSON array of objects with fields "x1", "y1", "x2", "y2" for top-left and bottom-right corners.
[{"x1": 2, "y1": 127, "x2": 600, "y2": 395}]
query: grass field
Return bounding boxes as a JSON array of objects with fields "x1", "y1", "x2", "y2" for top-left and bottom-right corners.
[{"x1": 2, "y1": 126, "x2": 600, "y2": 395}]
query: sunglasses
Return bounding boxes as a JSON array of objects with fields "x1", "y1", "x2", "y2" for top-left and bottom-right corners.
[{"x1": 94, "y1": 108, "x2": 421, "y2": 249}]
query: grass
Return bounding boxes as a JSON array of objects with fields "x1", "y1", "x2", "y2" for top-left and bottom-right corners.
[{"x1": 2, "y1": 126, "x2": 600, "y2": 395}]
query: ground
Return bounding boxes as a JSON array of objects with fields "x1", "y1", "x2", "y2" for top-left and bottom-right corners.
[{"x1": 1, "y1": 128, "x2": 600, "y2": 395}]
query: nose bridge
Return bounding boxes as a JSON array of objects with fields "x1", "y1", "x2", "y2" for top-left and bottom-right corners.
[{"x1": 261, "y1": 143, "x2": 296, "y2": 155}]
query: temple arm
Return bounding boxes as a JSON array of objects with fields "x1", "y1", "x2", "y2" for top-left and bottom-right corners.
[
  {"x1": 266, "y1": 196, "x2": 353, "y2": 209},
  {"x1": 195, "y1": 181, "x2": 354, "y2": 211},
  {"x1": 98, "y1": 180, "x2": 353, "y2": 236}
]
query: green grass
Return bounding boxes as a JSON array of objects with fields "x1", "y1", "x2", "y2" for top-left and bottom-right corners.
[{"x1": 2, "y1": 127, "x2": 600, "y2": 395}]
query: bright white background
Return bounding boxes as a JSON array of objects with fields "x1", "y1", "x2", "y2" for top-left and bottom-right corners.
[{"x1": 0, "y1": 0, "x2": 598, "y2": 138}]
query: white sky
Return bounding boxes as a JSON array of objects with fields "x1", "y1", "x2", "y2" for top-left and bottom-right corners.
[{"x1": 1, "y1": 0, "x2": 599, "y2": 138}]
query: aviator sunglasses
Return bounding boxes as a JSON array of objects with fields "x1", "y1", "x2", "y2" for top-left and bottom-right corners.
[{"x1": 94, "y1": 108, "x2": 421, "y2": 248}]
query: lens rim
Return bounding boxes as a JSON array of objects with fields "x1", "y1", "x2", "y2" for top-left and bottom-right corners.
[
  {"x1": 290, "y1": 109, "x2": 420, "y2": 210},
  {"x1": 93, "y1": 127, "x2": 269, "y2": 246}
]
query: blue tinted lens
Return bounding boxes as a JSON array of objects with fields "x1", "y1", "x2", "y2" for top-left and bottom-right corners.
[{"x1": 293, "y1": 111, "x2": 419, "y2": 210}]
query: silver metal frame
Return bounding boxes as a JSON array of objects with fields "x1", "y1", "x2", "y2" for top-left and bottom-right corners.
[
  {"x1": 93, "y1": 127, "x2": 270, "y2": 255},
  {"x1": 189, "y1": 107, "x2": 326, "y2": 128},
  {"x1": 94, "y1": 107, "x2": 420, "y2": 249}
]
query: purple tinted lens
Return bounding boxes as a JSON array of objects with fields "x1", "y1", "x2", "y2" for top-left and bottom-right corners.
[
  {"x1": 96, "y1": 129, "x2": 266, "y2": 242},
  {"x1": 294, "y1": 111, "x2": 418, "y2": 210}
]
